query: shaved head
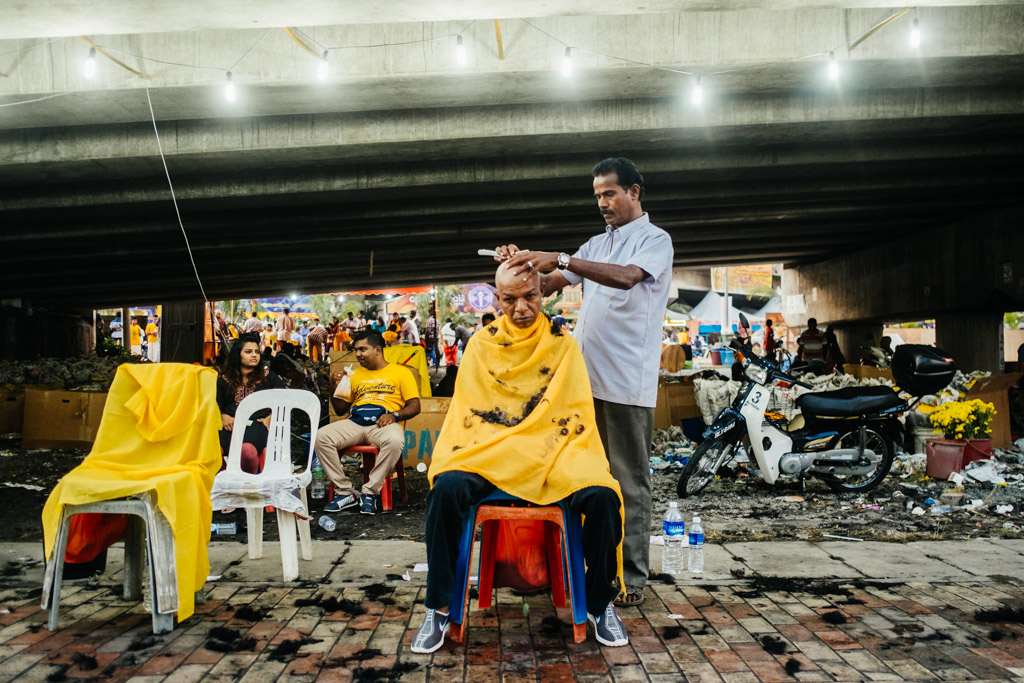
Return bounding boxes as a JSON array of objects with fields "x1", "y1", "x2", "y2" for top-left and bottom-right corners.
[{"x1": 495, "y1": 262, "x2": 542, "y2": 328}]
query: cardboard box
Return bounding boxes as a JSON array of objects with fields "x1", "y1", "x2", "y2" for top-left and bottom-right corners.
[
  {"x1": 21, "y1": 389, "x2": 107, "y2": 449},
  {"x1": 0, "y1": 389, "x2": 25, "y2": 435},
  {"x1": 843, "y1": 364, "x2": 894, "y2": 382},
  {"x1": 967, "y1": 373, "x2": 1022, "y2": 449},
  {"x1": 654, "y1": 381, "x2": 700, "y2": 430}
]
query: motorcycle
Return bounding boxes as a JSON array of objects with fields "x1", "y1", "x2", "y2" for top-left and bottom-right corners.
[{"x1": 676, "y1": 313, "x2": 955, "y2": 497}]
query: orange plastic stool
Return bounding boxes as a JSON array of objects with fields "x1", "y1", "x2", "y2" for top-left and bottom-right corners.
[
  {"x1": 450, "y1": 503, "x2": 587, "y2": 644},
  {"x1": 329, "y1": 445, "x2": 407, "y2": 511}
]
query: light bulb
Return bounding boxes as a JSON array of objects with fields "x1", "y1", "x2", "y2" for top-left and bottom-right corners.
[
  {"x1": 910, "y1": 18, "x2": 921, "y2": 47},
  {"x1": 318, "y1": 51, "x2": 329, "y2": 80},
  {"x1": 827, "y1": 52, "x2": 839, "y2": 81},
  {"x1": 455, "y1": 35, "x2": 466, "y2": 66},
  {"x1": 84, "y1": 47, "x2": 96, "y2": 79},
  {"x1": 561, "y1": 47, "x2": 573, "y2": 77},
  {"x1": 225, "y1": 72, "x2": 236, "y2": 102},
  {"x1": 692, "y1": 76, "x2": 703, "y2": 106}
]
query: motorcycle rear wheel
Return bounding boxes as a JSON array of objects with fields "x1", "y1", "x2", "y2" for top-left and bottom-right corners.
[
  {"x1": 821, "y1": 426, "x2": 894, "y2": 493},
  {"x1": 677, "y1": 437, "x2": 734, "y2": 498}
]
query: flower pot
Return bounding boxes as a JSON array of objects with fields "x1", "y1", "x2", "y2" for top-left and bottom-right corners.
[
  {"x1": 925, "y1": 438, "x2": 965, "y2": 480},
  {"x1": 963, "y1": 438, "x2": 993, "y2": 465}
]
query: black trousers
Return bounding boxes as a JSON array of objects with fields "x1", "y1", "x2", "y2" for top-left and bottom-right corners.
[{"x1": 424, "y1": 471, "x2": 622, "y2": 617}]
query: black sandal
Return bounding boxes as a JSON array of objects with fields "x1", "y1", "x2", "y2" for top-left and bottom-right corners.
[{"x1": 614, "y1": 585, "x2": 645, "y2": 607}]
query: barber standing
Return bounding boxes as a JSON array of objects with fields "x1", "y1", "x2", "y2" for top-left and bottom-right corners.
[{"x1": 496, "y1": 157, "x2": 673, "y2": 608}]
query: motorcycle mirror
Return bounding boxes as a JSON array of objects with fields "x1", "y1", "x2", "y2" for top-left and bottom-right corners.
[{"x1": 739, "y1": 313, "x2": 750, "y2": 331}]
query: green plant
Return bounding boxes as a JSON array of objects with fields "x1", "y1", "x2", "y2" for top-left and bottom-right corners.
[
  {"x1": 415, "y1": 286, "x2": 476, "y2": 327},
  {"x1": 1005, "y1": 311, "x2": 1024, "y2": 330},
  {"x1": 541, "y1": 291, "x2": 564, "y2": 318}
]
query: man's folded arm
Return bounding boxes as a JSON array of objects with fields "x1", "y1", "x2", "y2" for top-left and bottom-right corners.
[{"x1": 395, "y1": 397, "x2": 421, "y2": 421}]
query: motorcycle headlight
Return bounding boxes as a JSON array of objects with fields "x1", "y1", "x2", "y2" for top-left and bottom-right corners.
[{"x1": 744, "y1": 363, "x2": 768, "y2": 384}]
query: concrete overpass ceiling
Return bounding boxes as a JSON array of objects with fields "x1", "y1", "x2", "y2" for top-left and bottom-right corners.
[{"x1": 1, "y1": 6, "x2": 1023, "y2": 306}]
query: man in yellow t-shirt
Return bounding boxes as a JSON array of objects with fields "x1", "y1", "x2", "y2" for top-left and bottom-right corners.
[
  {"x1": 145, "y1": 316, "x2": 160, "y2": 362},
  {"x1": 315, "y1": 329, "x2": 421, "y2": 515},
  {"x1": 129, "y1": 318, "x2": 143, "y2": 356}
]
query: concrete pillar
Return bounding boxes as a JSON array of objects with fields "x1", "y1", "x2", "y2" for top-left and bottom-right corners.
[{"x1": 935, "y1": 311, "x2": 1004, "y2": 374}]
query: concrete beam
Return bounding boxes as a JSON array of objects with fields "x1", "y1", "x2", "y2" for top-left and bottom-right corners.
[
  {"x1": 5, "y1": 2, "x2": 1023, "y2": 41},
  {"x1": 780, "y1": 205, "x2": 1024, "y2": 326}
]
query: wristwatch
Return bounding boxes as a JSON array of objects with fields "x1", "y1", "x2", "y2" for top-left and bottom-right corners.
[
  {"x1": 391, "y1": 411, "x2": 401, "y2": 421},
  {"x1": 557, "y1": 252, "x2": 571, "y2": 270}
]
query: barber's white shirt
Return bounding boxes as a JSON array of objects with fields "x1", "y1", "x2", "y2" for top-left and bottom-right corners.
[{"x1": 561, "y1": 213, "x2": 673, "y2": 408}]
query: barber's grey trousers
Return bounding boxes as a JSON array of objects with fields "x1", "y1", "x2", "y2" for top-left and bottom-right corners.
[{"x1": 593, "y1": 398, "x2": 654, "y2": 588}]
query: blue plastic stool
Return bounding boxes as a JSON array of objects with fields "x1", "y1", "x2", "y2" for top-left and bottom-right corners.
[{"x1": 448, "y1": 490, "x2": 587, "y2": 643}]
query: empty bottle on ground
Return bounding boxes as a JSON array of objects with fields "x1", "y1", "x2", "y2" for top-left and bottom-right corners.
[
  {"x1": 662, "y1": 501, "x2": 686, "y2": 575},
  {"x1": 688, "y1": 516, "x2": 705, "y2": 573}
]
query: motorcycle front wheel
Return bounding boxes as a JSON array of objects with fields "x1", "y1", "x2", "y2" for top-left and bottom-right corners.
[
  {"x1": 821, "y1": 426, "x2": 894, "y2": 493},
  {"x1": 677, "y1": 438, "x2": 734, "y2": 498}
]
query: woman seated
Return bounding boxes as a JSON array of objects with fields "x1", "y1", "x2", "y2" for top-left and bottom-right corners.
[{"x1": 217, "y1": 334, "x2": 285, "y2": 473}]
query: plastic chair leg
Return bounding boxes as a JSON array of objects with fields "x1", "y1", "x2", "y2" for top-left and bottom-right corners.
[
  {"x1": 477, "y1": 520, "x2": 500, "y2": 610},
  {"x1": 544, "y1": 522, "x2": 568, "y2": 608},
  {"x1": 297, "y1": 488, "x2": 312, "y2": 562},
  {"x1": 123, "y1": 516, "x2": 145, "y2": 601},
  {"x1": 277, "y1": 507, "x2": 299, "y2": 582},
  {"x1": 396, "y1": 460, "x2": 408, "y2": 503},
  {"x1": 43, "y1": 508, "x2": 73, "y2": 631},
  {"x1": 247, "y1": 507, "x2": 264, "y2": 559}
]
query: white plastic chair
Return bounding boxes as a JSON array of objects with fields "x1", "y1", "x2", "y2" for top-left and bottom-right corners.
[{"x1": 210, "y1": 389, "x2": 321, "y2": 581}]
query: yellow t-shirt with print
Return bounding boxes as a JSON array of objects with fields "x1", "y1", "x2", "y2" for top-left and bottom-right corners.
[
  {"x1": 130, "y1": 324, "x2": 142, "y2": 346},
  {"x1": 336, "y1": 363, "x2": 419, "y2": 414},
  {"x1": 145, "y1": 323, "x2": 159, "y2": 343}
]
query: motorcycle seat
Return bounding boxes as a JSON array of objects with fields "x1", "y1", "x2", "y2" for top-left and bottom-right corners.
[{"x1": 796, "y1": 386, "x2": 903, "y2": 418}]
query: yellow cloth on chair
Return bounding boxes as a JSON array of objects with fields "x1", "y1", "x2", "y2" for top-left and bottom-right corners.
[
  {"x1": 42, "y1": 363, "x2": 221, "y2": 622},
  {"x1": 428, "y1": 314, "x2": 624, "y2": 587}
]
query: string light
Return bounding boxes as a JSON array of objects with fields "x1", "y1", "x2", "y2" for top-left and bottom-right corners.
[
  {"x1": 827, "y1": 51, "x2": 839, "y2": 81},
  {"x1": 224, "y1": 71, "x2": 236, "y2": 102},
  {"x1": 561, "y1": 47, "x2": 573, "y2": 77},
  {"x1": 318, "y1": 50, "x2": 329, "y2": 80},
  {"x1": 910, "y1": 17, "x2": 921, "y2": 47},
  {"x1": 83, "y1": 47, "x2": 96, "y2": 78},
  {"x1": 455, "y1": 35, "x2": 466, "y2": 65},
  {"x1": 692, "y1": 76, "x2": 703, "y2": 106}
]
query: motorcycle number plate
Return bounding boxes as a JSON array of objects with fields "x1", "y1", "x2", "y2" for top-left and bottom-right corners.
[{"x1": 750, "y1": 388, "x2": 768, "y2": 409}]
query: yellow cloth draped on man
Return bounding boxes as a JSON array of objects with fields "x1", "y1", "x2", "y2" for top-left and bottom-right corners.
[
  {"x1": 428, "y1": 313, "x2": 624, "y2": 586},
  {"x1": 42, "y1": 364, "x2": 222, "y2": 622}
]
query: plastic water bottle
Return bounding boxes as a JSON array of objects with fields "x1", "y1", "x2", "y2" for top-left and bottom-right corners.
[
  {"x1": 310, "y1": 456, "x2": 327, "y2": 502},
  {"x1": 662, "y1": 501, "x2": 686, "y2": 575},
  {"x1": 318, "y1": 515, "x2": 336, "y2": 532},
  {"x1": 211, "y1": 522, "x2": 236, "y2": 535},
  {"x1": 688, "y1": 516, "x2": 705, "y2": 574}
]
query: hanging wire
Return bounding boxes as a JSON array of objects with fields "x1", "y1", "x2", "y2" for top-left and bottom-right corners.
[
  {"x1": 144, "y1": 84, "x2": 209, "y2": 302},
  {"x1": 0, "y1": 37, "x2": 61, "y2": 58},
  {"x1": 324, "y1": 20, "x2": 476, "y2": 50},
  {"x1": 228, "y1": 28, "x2": 273, "y2": 72}
]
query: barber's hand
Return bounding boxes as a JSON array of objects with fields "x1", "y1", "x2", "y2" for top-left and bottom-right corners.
[
  {"x1": 376, "y1": 412, "x2": 397, "y2": 428},
  {"x1": 504, "y1": 250, "x2": 559, "y2": 278},
  {"x1": 221, "y1": 414, "x2": 234, "y2": 431},
  {"x1": 493, "y1": 244, "x2": 521, "y2": 262}
]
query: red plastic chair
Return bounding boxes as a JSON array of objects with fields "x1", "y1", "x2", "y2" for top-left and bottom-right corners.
[
  {"x1": 329, "y1": 445, "x2": 408, "y2": 511},
  {"x1": 450, "y1": 497, "x2": 587, "y2": 644}
]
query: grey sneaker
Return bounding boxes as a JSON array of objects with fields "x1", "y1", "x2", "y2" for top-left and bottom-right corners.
[
  {"x1": 589, "y1": 603, "x2": 629, "y2": 647},
  {"x1": 323, "y1": 494, "x2": 357, "y2": 513},
  {"x1": 359, "y1": 493, "x2": 376, "y2": 515},
  {"x1": 410, "y1": 609, "x2": 449, "y2": 654}
]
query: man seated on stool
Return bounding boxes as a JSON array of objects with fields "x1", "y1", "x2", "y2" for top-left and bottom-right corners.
[
  {"x1": 315, "y1": 330, "x2": 421, "y2": 515},
  {"x1": 411, "y1": 262, "x2": 628, "y2": 654}
]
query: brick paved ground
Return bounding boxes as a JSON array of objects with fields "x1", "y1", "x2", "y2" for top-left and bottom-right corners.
[{"x1": 4, "y1": 570, "x2": 1024, "y2": 681}]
